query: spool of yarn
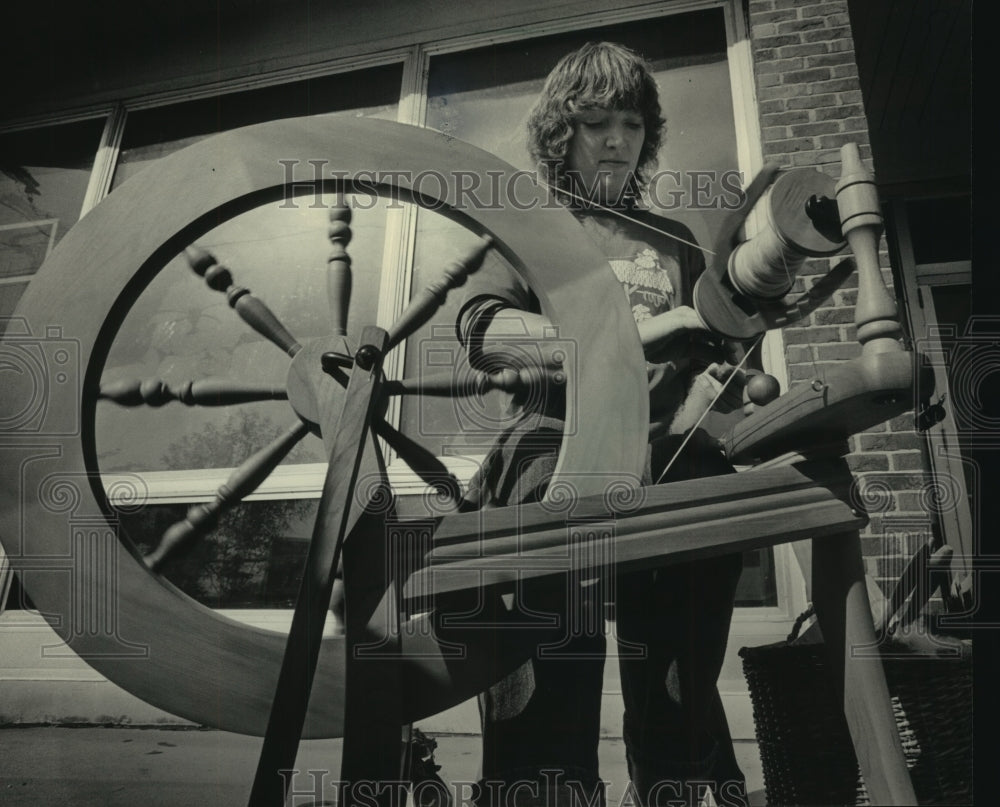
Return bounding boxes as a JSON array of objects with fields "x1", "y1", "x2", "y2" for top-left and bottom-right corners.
[
  {"x1": 729, "y1": 209, "x2": 805, "y2": 298},
  {"x1": 728, "y1": 168, "x2": 846, "y2": 301}
]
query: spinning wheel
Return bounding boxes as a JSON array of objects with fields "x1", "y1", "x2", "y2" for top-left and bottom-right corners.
[
  {"x1": 1, "y1": 118, "x2": 924, "y2": 805},
  {"x1": 0, "y1": 117, "x2": 651, "y2": 801}
]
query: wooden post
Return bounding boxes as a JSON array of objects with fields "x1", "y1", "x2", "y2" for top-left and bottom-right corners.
[
  {"x1": 248, "y1": 326, "x2": 389, "y2": 807},
  {"x1": 801, "y1": 144, "x2": 917, "y2": 804},
  {"x1": 835, "y1": 143, "x2": 902, "y2": 354},
  {"x1": 812, "y1": 530, "x2": 917, "y2": 805},
  {"x1": 339, "y1": 456, "x2": 405, "y2": 807}
]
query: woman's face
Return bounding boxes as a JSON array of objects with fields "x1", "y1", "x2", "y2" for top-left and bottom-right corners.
[{"x1": 565, "y1": 107, "x2": 645, "y2": 204}]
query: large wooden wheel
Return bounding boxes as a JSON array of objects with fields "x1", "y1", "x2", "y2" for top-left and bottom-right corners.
[{"x1": 0, "y1": 117, "x2": 648, "y2": 738}]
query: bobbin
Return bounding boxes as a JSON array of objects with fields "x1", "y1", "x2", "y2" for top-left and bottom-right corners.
[
  {"x1": 694, "y1": 165, "x2": 851, "y2": 340},
  {"x1": 729, "y1": 168, "x2": 846, "y2": 298}
]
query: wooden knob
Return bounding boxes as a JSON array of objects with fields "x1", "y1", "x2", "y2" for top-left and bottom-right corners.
[{"x1": 746, "y1": 372, "x2": 781, "y2": 406}]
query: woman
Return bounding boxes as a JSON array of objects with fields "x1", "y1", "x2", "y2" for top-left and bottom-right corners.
[{"x1": 456, "y1": 42, "x2": 748, "y2": 807}]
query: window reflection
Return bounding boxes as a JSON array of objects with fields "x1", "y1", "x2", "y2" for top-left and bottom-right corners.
[
  {"x1": 96, "y1": 64, "x2": 404, "y2": 474},
  {"x1": 120, "y1": 498, "x2": 318, "y2": 609},
  {"x1": 0, "y1": 118, "x2": 105, "y2": 323},
  {"x1": 112, "y1": 64, "x2": 402, "y2": 189},
  {"x1": 96, "y1": 193, "x2": 392, "y2": 473}
]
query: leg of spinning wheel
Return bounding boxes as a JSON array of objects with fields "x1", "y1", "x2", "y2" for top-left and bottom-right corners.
[
  {"x1": 249, "y1": 326, "x2": 389, "y2": 807},
  {"x1": 811, "y1": 531, "x2": 916, "y2": 805},
  {"x1": 340, "y1": 438, "x2": 404, "y2": 807}
]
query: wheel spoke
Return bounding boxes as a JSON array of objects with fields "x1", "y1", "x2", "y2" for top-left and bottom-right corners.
[
  {"x1": 186, "y1": 245, "x2": 302, "y2": 357},
  {"x1": 99, "y1": 377, "x2": 287, "y2": 407},
  {"x1": 327, "y1": 194, "x2": 352, "y2": 336},
  {"x1": 382, "y1": 366, "x2": 565, "y2": 397},
  {"x1": 372, "y1": 418, "x2": 462, "y2": 507},
  {"x1": 144, "y1": 420, "x2": 310, "y2": 571},
  {"x1": 384, "y1": 235, "x2": 493, "y2": 352}
]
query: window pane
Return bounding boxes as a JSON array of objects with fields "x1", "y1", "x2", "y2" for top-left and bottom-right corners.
[
  {"x1": 97, "y1": 63, "x2": 403, "y2": 474},
  {"x1": 118, "y1": 498, "x2": 435, "y2": 612},
  {"x1": 119, "y1": 498, "x2": 318, "y2": 609},
  {"x1": 398, "y1": 10, "x2": 775, "y2": 608},
  {"x1": 423, "y1": 9, "x2": 736, "y2": 244},
  {"x1": 734, "y1": 545, "x2": 778, "y2": 607},
  {"x1": 402, "y1": 9, "x2": 738, "y2": 455},
  {"x1": 0, "y1": 280, "x2": 30, "y2": 323},
  {"x1": 402, "y1": 215, "x2": 528, "y2": 453},
  {"x1": 95, "y1": 192, "x2": 391, "y2": 473},
  {"x1": 112, "y1": 63, "x2": 402, "y2": 189},
  {"x1": 0, "y1": 118, "x2": 105, "y2": 323}
]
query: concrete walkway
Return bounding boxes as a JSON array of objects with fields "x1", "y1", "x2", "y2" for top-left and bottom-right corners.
[{"x1": 0, "y1": 726, "x2": 765, "y2": 805}]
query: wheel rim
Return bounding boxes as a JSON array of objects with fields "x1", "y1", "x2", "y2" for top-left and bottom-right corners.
[{"x1": 0, "y1": 116, "x2": 648, "y2": 736}]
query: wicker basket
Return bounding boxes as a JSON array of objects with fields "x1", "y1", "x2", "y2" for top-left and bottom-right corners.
[{"x1": 740, "y1": 620, "x2": 972, "y2": 806}]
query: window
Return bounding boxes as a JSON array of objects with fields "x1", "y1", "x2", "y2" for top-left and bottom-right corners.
[
  {"x1": 94, "y1": 64, "x2": 405, "y2": 611},
  {"x1": 403, "y1": 11, "x2": 740, "y2": 449},
  {"x1": 891, "y1": 194, "x2": 974, "y2": 568},
  {"x1": 4, "y1": 2, "x2": 793, "y2": 621},
  {"x1": 110, "y1": 64, "x2": 402, "y2": 189},
  {"x1": 399, "y1": 8, "x2": 778, "y2": 609},
  {"x1": 0, "y1": 118, "x2": 106, "y2": 326}
]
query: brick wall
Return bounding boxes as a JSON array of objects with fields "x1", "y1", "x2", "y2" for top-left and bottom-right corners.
[{"x1": 748, "y1": 0, "x2": 934, "y2": 594}]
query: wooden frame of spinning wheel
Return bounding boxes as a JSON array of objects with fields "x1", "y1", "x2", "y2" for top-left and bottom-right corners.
[
  {"x1": 0, "y1": 116, "x2": 921, "y2": 805},
  {"x1": 0, "y1": 116, "x2": 649, "y2": 737}
]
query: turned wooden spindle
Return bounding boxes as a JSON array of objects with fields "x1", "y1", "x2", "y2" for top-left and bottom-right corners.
[
  {"x1": 381, "y1": 365, "x2": 565, "y2": 397},
  {"x1": 474, "y1": 366, "x2": 564, "y2": 394},
  {"x1": 371, "y1": 419, "x2": 462, "y2": 506},
  {"x1": 385, "y1": 235, "x2": 494, "y2": 351},
  {"x1": 99, "y1": 377, "x2": 287, "y2": 407},
  {"x1": 328, "y1": 195, "x2": 353, "y2": 337},
  {"x1": 186, "y1": 246, "x2": 302, "y2": 357},
  {"x1": 144, "y1": 420, "x2": 310, "y2": 571},
  {"x1": 835, "y1": 143, "x2": 902, "y2": 354}
]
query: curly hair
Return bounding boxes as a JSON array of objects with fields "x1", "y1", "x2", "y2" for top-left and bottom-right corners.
[{"x1": 526, "y1": 42, "x2": 666, "y2": 191}]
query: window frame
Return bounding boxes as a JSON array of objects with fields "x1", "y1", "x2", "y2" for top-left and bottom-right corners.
[
  {"x1": 3, "y1": 0, "x2": 806, "y2": 626},
  {"x1": 0, "y1": 110, "x2": 115, "y2": 310},
  {"x1": 890, "y1": 197, "x2": 975, "y2": 570}
]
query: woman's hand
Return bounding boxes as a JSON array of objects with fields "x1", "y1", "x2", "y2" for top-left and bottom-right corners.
[
  {"x1": 668, "y1": 361, "x2": 747, "y2": 434},
  {"x1": 700, "y1": 362, "x2": 747, "y2": 413},
  {"x1": 637, "y1": 305, "x2": 706, "y2": 350}
]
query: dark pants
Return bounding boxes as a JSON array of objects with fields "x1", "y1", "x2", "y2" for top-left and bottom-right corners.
[
  {"x1": 616, "y1": 556, "x2": 745, "y2": 806},
  {"x1": 467, "y1": 427, "x2": 747, "y2": 806}
]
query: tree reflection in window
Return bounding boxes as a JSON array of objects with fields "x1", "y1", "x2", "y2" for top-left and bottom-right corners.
[{"x1": 121, "y1": 410, "x2": 317, "y2": 609}]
